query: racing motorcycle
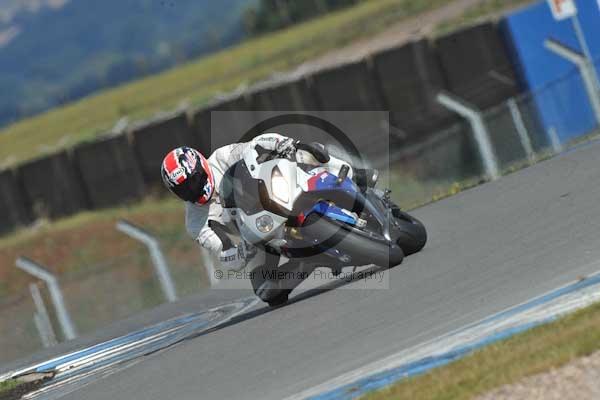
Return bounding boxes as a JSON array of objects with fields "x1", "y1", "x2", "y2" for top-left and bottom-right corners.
[{"x1": 220, "y1": 143, "x2": 427, "y2": 306}]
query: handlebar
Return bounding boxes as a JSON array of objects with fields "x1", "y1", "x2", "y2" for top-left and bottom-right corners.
[{"x1": 256, "y1": 149, "x2": 282, "y2": 164}]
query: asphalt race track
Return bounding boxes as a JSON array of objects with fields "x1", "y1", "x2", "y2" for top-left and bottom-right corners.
[{"x1": 41, "y1": 140, "x2": 600, "y2": 399}]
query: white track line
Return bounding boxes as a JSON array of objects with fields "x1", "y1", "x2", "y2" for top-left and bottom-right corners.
[{"x1": 285, "y1": 269, "x2": 600, "y2": 400}]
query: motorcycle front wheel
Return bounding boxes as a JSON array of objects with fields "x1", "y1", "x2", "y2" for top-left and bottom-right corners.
[{"x1": 299, "y1": 213, "x2": 404, "y2": 268}]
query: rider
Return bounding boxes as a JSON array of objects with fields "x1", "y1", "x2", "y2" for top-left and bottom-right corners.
[{"x1": 161, "y1": 133, "x2": 374, "y2": 298}]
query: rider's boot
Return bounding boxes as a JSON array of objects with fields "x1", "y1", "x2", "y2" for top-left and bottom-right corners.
[
  {"x1": 250, "y1": 247, "x2": 290, "y2": 306},
  {"x1": 255, "y1": 279, "x2": 288, "y2": 305}
]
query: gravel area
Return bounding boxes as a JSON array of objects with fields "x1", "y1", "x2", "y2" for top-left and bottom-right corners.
[{"x1": 478, "y1": 351, "x2": 600, "y2": 400}]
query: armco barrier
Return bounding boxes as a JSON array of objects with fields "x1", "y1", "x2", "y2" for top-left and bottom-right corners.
[
  {"x1": 311, "y1": 61, "x2": 389, "y2": 161},
  {"x1": 73, "y1": 134, "x2": 145, "y2": 208},
  {"x1": 16, "y1": 151, "x2": 88, "y2": 219},
  {"x1": 215, "y1": 95, "x2": 261, "y2": 148},
  {"x1": 246, "y1": 79, "x2": 321, "y2": 140},
  {"x1": 373, "y1": 40, "x2": 455, "y2": 143},
  {"x1": 190, "y1": 107, "x2": 212, "y2": 155},
  {"x1": 312, "y1": 60, "x2": 384, "y2": 110},
  {"x1": 129, "y1": 112, "x2": 195, "y2": 186},
  {"x1": 435, "y1": 22, "x2": 518, "y2": 110},
  {"x1": 191, "y1": 95, "x2": 262, "y2": 151},
  {"x1": 0, "y1": 169, "x2": 32, "y2": 233},
  {"x1": 249, "y1": 78, "x2": 318, "y2": 111}
]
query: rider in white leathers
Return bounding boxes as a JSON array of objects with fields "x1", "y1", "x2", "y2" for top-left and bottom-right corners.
[{"x1": 161, "y1": 133, "x2": 353, "y2": 272}]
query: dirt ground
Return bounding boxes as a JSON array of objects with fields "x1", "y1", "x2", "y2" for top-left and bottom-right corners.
[{"x1": 478, "y1": 350, "x2": 600, "y2": 400}]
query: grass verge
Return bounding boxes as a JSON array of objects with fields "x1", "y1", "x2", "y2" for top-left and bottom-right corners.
[
  {"x1": 0, "y1": 0, "x2": 452, "y2": 166},
  {"x1": 0, "y1": 376, "x2": 51, "y2": 400},
  {"x1": 0, "y1": 196, "x2": 193, "y2": 299},
  {"x1": 0, "y1": 380, "x2": 17, "y2": 395},
  {"x1": 434, "y1": 0, "x2": 533, "y2": 36},
  {"x1": 363, "y1": 301, "x2": 600, "y2": 400}
]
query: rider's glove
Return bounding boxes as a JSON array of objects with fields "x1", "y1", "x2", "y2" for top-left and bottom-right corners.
[
  {"x1": 275, "y1": 137, "x2": 298, "y2": 159},
  {"x1": 219, "y1": 246, "x2": 245, "y2": 271},
  {"x1": 219, "y1": 241, "x2": 256, "y2": 271}
]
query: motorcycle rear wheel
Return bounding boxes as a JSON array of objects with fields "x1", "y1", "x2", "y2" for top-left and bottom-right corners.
[{"x1": 391, "y1": 207, "x2": 427, "y2": 255}]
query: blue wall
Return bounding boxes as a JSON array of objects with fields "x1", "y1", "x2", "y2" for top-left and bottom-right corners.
[{"x1": 501, "y1": 0, "x2": 600, "y2": 141}]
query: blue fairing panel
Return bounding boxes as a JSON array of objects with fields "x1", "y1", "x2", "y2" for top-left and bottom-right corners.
[
  {"x1": 303, "y1": 171, "x2": 358, "y2": 225},
  {"x1": 306, "y1": 171, "x2": 356, "y2": 192},
  {"x1": 309, "y1": 201, "x2": 357, "y2": 225}
]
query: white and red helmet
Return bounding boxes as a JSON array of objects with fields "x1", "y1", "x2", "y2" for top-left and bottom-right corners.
[{"x1": 161, "y1": 147, "x2": 215, "y2": 205}]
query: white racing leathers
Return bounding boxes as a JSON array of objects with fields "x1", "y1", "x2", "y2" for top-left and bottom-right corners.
[{"x1": 184, "y1": 133, "x2": 352, "y2": 270}]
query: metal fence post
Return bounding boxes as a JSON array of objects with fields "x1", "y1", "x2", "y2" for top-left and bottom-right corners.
[
  {"x1": 548, "y1": 126, "x2": 564, "y2": 154},
  {"x1": 437, "y1": 92, "x2": 500, "y2": 180},
  {"x1": 33, "y1": 314, "x2": 51, "y2": 348},
  {"x1": 16, "y1": 257, "x2": 77, "y2": 340},
  {"x1": 571, "y1": 15, "x2": 600, "y2": 92},
  {"x1": 29, "y1": 283, "x2": 57, "y2": 348},
  {"x1": 116, "y1": 220, "x2": 178, "y2": 302},
  {"x1": 507, "y1": 98, "x2": 536, "y2": 164},
  {"x1": 545, "y1": 39, "x2": 600, "y2": 125}
]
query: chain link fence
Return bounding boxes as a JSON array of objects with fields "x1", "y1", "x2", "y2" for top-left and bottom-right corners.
[
  {"x1": 0, "y1": 244, "x2": 211, "y2": 365},
  {"x1": 388, "y1": 66, "x2": 600, "y2": 209},
  {"x1": 0, "y1": 290, "x2": 40, "y2": 363}
]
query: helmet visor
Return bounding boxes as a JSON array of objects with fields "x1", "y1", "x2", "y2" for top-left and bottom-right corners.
[{"x1": 172, "y1": 169, "x2": 209, "y2": 203}]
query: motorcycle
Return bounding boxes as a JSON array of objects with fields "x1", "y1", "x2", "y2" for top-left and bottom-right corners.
[{"x1": 220, "y1": 143, "x2": 427, "y2": 306}]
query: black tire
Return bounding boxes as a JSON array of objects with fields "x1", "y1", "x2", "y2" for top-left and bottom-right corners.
[
  {"x1": 300, "y1": 213, "x2": 404, "y2": 268},
  {"x1": 391, "y1": 208, "x2": 427, "y2": 255},
  {"x1": 251, "y1": 275, "x2": 291, "y2": 307},
  {"x1": 250, "y1": 261, "x2": 296, "y2": 307},
  {"x1": 267, "y1": 290, "x2": 291, "y2": 307}
]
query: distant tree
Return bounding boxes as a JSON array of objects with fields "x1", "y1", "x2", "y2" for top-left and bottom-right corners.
[{"x1": 0, "y1": 0, "x2": 252, "y2": 129}]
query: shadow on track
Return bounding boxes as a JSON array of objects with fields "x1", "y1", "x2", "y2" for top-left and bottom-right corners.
[{"x1": 194, "y1": 265, "x2": 388, "y2": 337}]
